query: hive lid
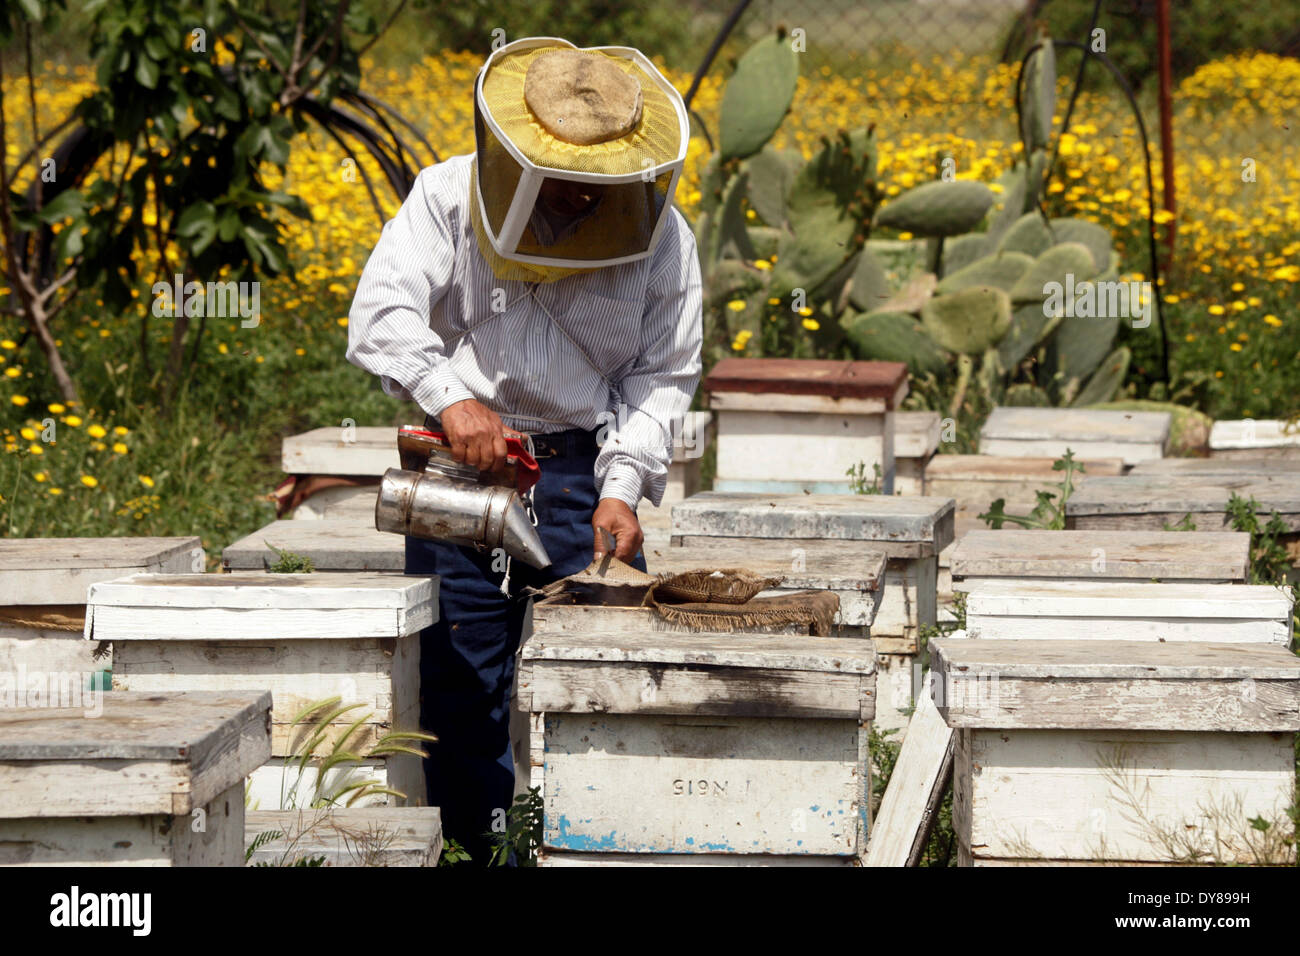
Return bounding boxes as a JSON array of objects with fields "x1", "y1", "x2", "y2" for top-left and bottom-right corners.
[
  {"x1": 950, "y1": 529, "x2": 1250, "y2": 580},
  {"x1": 1130, "y1": 457, "x2": 1298, "y2": 476},
  {"x1": 86, "y1": 571, "x2": 432, "y2": 609},
  {"x1": 0, "y1": 536, "x2": 202, "y2": 572},
  {"x1": 980, "y1": 406, "x2": 1171, "y2": 443},
  {"x1": 0, "y1": 690, "x2": 271, "y2": 762},
  {"x1": 670, "y1": 491, "x2": 954, "y2": 553},
  {"x1": 932, "y1": 637, "x2": 1300, "y2": 681},
  {"x1": 520, "y1": 628, "x2": 874, "y2": 674},
  {"x1": 704, "y1": 358, "x2": 907, "y2": 405}
]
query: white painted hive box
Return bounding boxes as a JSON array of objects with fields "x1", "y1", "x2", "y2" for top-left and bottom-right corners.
[
  {"x1": 704, "y1": 358, "x2": 908, "y2": 494},
  {"x1": 950, "y1": 529, "x2": 1251, "y2": 591},
  {"x1": 0, "y1": 535, "x2": 205, "y2": 679},
  {"x1": 962, "y1": 581, "x2": 1293, "y2": 644},
  {"x1": 87, "y1": 572, "x2": 435, "y2": 757},
  {"x1": 1210, "y1": 419, "x2": 1300, "y2": 459},
  {"x1": 932, "y1": 638, "x2": 1300, "y2": 865},
  {"x1": 0, "y1": 690, "x2": 271, "y2": 866},
  {"x1": 282, "y1": 425, "x2": 399, "y2": 476},
  {"x1": 894, "y1": 410, "x2": 941, "y2": 495},
  {"x1": 517, "y1": 628, "x2": 876, "y2": 859},
  {"x1": 979, "y1": 406, "x2": 1170, "y2": 466}
]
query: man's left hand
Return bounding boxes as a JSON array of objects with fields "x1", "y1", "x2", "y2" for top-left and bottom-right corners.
[{"x1": 593, "y1": 498, "x2": 643, "y2": 563}]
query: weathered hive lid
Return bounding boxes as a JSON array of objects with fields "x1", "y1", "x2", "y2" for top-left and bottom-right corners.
[
  {"x1": 704, "y1": 358, "x2": 908, "y2": 407},
  {"x1": 950, "y1": 529, "x2": 1250, "y2": 581},
  {"x1": 925, "y1": 454, "x2": 1126, "y2": 481},
  {"x1": 0, "y1": 536, "x2": 205, "y2": 605},
  {"x1": 85, "y1": 572, "x2": 436, "y2": 641},
  {"x1": 282, "y1": 425, "x2": 399, "y2": 476},
  {"x1": 929, "y1": 638, "x2": 1300, "y2": 732},
  {"x1": 1065, "y1": 474, "x2": 1300, "y2": 528},
  {"x1": 894, "y1": 410, "x2": 942, "y2": 459},
  {"x1": 670, "y1": 491, "x2": 954, "y2": 557},
  {"x1": 980, "y1": 407, "x2": 1171, "y2": 444},
  {"x1": 223, "y1": 519, "x2": 404, "y2": 571},
  {"x1": 0, "y1": 690, "x2": 272, "y2": 816},
  {"x1": 1129, "y1": 457, "x2": 1298, "y2": 476}
]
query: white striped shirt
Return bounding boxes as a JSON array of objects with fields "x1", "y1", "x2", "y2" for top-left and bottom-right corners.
[{"x1": 346, "y1": 153, "x2": 703, "y2": 510}]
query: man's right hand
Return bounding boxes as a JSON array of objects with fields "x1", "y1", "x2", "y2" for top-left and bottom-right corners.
[{"x1": 440, "y1": 399, "x2": 511, "y2": 472}]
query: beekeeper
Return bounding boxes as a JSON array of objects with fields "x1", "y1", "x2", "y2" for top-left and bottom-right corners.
[{"x1": 347, "y1": 37, "x2": 702, "y2": 864}]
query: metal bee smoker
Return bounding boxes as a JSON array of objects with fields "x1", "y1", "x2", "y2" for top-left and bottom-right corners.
[{"x1": 375, "y1": 425, "x2": 552, "y2": 569}]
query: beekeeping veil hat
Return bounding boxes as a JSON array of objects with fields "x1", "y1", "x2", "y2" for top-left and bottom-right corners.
[{"x1": 471, "y1": 37, "x2": 689, "y2": 282}]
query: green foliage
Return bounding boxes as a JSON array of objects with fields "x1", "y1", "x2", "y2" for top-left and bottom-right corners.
[
  {"x1": 267, "y1": 543, "x2": 315, "y2": 573},
  {"x1": 487, "y1": 787, "x2": 543, "y2": 867},
  {"x1": 979, "y1": 449, "x2": 1085, "y2": 530},
  {"x1": 268, "y1": 696, "x2": 437, "y2": 811},
  {"x1": 1225, "y1": 493, "x2": 1293, "y2": 588},
  {"x1": 846, "y1": 461, "x2": 883, "y2": 495},
  {"x1": 438, "y1": 837, "x2": 472, "y2": 867},
  {"x1": 1009, "y1": 0, "x2": 1299, "y2": 90},
  {"x1": 920, "y1": 285, "x2": 1011, "y2": 355}
]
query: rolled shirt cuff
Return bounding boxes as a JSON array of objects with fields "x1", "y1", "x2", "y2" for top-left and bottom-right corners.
[
  {"x1": 598, "y1": 466, "x2": 645, "y2": 512},
  {"x1": 411, "y1": 365, "x2": 477, "y2": 419}
]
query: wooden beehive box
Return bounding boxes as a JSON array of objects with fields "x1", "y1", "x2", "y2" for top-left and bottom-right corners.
[
  {"x1": 963, "y1": 581, "x2": 1293, "y2": 644},
  {"x1": 1210, "y1": 419, "x2": 1300, "y2": 460},
  {"x1": 245, "y1": 808, "x2": 442, "y2": 866},
  {"x1": 704, "y1": 358, "x2": 908, "y2": 494},
  {"x1": 950, "y1": 529, "x2": 1251, "y2": 592},
  {"x1": 1065, "y1": 474, "x2": 1300, "y2": 532},
  {"x1": 978, "y1": 407, "x2": 1170, "y2": 466},
  {"x1": 86, "y1": 573, "x2": 434, "y2": 765},
  {"x1": 894, "y1": 411, "x2": 941, "y2": 495},
  {"x1": 670, "y1": 492, "x2": 953, "y2": 647},
  {"x1": 642, "y1": 538, "x2": 887, "y2": 631},
  {"x1": 0, "y1": 536, "x2": 205, "y2": 677},
  {"x1": 931, "y1": 638, "x2": 1300, "y2": 866},
  {"x1": 517, "y1": 628, "x2": 875, "y2": 863},
  {"x1": 223, "y1": 519, "x2": 403, "y2": 572},
  {"x1": 0, "y1": 691, "x2": 271, "y2": 866}
]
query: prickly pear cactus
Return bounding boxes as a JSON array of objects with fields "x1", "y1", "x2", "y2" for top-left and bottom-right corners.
[
  {"x1": 873, "y1": 180, "x2": 995, "y2": 238},
  {"x1": 719, "y1": 31, "x2": 799, "y2": 161}
]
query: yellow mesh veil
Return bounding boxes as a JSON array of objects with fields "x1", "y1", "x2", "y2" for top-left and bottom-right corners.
[{"x1": 470, "y1": 37, "x2": 687, "y2": 277}]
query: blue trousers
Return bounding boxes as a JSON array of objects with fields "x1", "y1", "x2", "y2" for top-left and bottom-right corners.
[{"x1": 404, "y1": 426, "x2": 646, "y2": 865}]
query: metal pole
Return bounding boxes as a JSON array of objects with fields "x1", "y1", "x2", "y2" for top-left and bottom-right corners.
[{"x1": 1155, "y1": 0, "x2": 1176, "y2": 262}]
